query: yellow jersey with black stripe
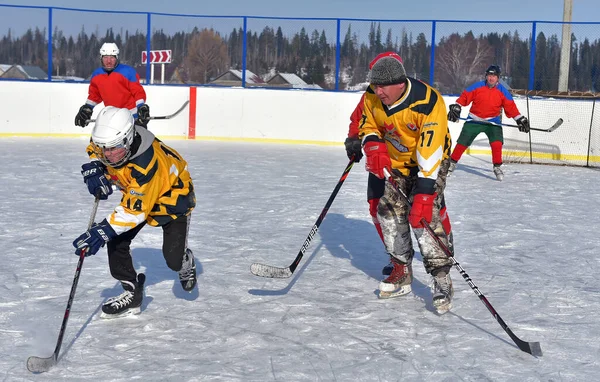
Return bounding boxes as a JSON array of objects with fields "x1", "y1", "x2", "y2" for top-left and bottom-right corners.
[
  {"x1": 358, "y1": 78, "x2": 451, "y2": 187},
  {"x1": 86, "y1": 127, "x2": 195, "y2": 235}
]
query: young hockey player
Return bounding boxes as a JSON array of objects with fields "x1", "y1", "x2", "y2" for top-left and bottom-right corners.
[
  {"x1": 447, "y1": 65, "x2": 530, "y2": 180},
  {"x1": 359, "y1": 52, "x2": 455, "y2": 313},
  {"x1": 74, "y1": 42, "x2": 150, "y2": 128},
  {"x1": 73, "y1": 106, "x2": 196, "y2": 318}
]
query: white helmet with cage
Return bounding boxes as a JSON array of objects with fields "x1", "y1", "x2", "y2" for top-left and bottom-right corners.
[{"x1": 92, "y1": 106, "x2": 135, "y2": 168}]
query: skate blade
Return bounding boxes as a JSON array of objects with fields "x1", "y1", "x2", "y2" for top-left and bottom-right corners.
[
  {"x1": 100, "y1": 306, "x2": 141, "y2": 319},
  {"x1": 378, "y1": 285, "x2": 412, "y2": 299}
]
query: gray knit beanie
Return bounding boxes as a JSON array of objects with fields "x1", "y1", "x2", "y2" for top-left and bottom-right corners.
[{"x1": 369, "y1": 56, "x2": 407, "y2": 85}]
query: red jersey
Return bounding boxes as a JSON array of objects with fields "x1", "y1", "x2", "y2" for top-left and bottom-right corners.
[
  {"x1": 348, "y1": 92, "x2": 367, "y2": 138},
  {"x1": 456, "y1": 81, "x2": 522, "y2": 125},
  {"x1": 86, "y1": 63, "x2": 147, "y2": 114}
]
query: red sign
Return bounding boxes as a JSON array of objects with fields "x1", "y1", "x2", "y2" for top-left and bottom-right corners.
[{"x1": 141, "y1": 50, "x2": 172, "y2": 64}]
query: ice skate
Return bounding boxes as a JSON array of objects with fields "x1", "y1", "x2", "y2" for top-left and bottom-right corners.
[
  {"x1": 493, "y1": 164, "x2": 504, "y2": 181},
  {"x1": 432, "y1": 269, "x2": 453, "y2": 314},
  {"x1": 378, "y1": 259, "x2": 412, "y2": 299},
  {"x1": 101, "y1": 273, "x2": 145, "y2": 319},
  {"x1": 179, "y1": 249, "x2": 197, "y2": 292}
]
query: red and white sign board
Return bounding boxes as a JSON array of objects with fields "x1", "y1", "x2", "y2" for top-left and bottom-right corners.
[{"x1": 141, "y1": 50, "x2": 172, "y2": 64}]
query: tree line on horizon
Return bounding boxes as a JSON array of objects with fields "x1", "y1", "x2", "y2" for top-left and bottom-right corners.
[{"x1": 1, "y1": 22, "x2": 600, "y2": 93}]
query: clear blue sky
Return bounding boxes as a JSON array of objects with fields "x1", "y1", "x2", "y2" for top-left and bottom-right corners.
[{"x1": 1, "y1": 0, "x2": 598, "y2": 22}]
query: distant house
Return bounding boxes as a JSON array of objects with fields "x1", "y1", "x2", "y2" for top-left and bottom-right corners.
[
  {"x1": 0, "y1": 64, "x2": 12, "y2": 76},
  {"x1": 0, "y1": 65, "x2": 48, "y2": 80},
  {"x1": 209, "y1": 69, "x2": 265, "y2": 87},
  {"x1": 266, "y1": 72, "x2": 322, "y2": 89}
]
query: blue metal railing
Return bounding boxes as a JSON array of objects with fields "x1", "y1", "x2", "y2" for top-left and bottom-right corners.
[{"x1": 1, "y1": 3, "x2": 599, "y2": 93}]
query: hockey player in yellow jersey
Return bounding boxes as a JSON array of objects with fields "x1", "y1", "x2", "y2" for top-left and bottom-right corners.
[
  {"x1": 358, "y1": 52, "x2": 454, "y2": 313},
  {"x1": 73, "y1": 106, "x2": 197, "y2": 318}
]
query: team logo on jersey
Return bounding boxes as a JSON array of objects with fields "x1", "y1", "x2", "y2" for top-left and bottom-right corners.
[
  {"x1": 382, "y1": 122, "x2": 408, "y2": 152},
  {"x1": 407, "y1": 123, "x2": 418, "y2": 131}
]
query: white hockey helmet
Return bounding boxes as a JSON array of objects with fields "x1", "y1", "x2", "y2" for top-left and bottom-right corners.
[
  {"x1": 99, "y1": 42, "x2": 120, "y2": 58},
  {"x1": 92, "y1": 106, "x2": 135, "y2": 167},
  {"x1": 99, "y1": 42, "x2": 120, "y2": 70}
]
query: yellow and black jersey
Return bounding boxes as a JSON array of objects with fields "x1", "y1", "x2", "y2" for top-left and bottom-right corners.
[
  {"x1": 86, "y1": 127, "x2": 195, "y2": 235},
  {"x1": 359, "y1": 78, "x2": 451, "y2": 185}
]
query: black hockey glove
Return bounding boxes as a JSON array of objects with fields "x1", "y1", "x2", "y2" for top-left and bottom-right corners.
[
  {"x1": 344, "y1": 137, "x2": 363, "y2": 162},
  {"x1": 136, "y1": 104, "x2": 150, "y2": 127},
  {"x1": 75, "y1": 104, "x2": 93, "y2": 127},
  {"x1": 81, "y1": 161, "x2": 113, "y2": 200},
  {"x1": 447, "y1": 103, "x2": 461, "y2": 122},
  {"x1": 516, "y1": 116, "x2": 530, "y2": 133}
]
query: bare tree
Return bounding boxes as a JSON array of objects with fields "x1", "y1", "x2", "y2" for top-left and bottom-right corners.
[
  {"x1": 184, "y1": 29, "x2": 229, "y2": 83},
  {"x1": 436, "y1": 32, "x2": 493, "y2": 93}
]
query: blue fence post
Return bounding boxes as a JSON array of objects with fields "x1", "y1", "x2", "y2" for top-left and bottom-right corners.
[
  {"x1": 335, "y1": 19, "x2": 341, "y2": 91},
  {"x1": 47, "y1": 7, "x2": 52, "y2": 81},
  {"x1": 528, "y1": 21, "x2": 537, "y2": 91},
  {"x1": 429, "y1": 21, "x2": 436, "y2": 86},
  {"x1": 242, "y1": 17, "x2": 247, "y2": 88},
  {"x1": 145, "y1": 13, "x2": 151, "y2": 85}
]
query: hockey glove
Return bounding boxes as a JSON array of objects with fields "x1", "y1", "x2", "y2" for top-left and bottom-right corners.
[
  {"x1": 75, "y1": 104, "x2": 93, "y2": 127},
  {"x1": 81, "y1": 161, "x2": 113, "y2": 200},
  {"x1": 136, "y1": 104, "x2": 150, "y2": 127},
  {"x1": 409, "y1": 193, "x2": 436, "y2": 229},
  {"x1": 73, "y1": 219, "x2": 117, "y2": 256},
  {"x1": 447, "y1": 103, "x2": 461, "y2": 122},
  {"x1": 364, "y1": 140, "x2": 391, "y2": 179},
  {"x1": 344, "y1": 137, "x2": 363, "y2": 162},
  {"x1": 516, "y1": 116, "x2": 530, "y2": 133}
]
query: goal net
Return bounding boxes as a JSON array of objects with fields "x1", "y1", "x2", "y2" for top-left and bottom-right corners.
[{"x1": 503, "y1": 90, "x2": 600, "y2": 168}]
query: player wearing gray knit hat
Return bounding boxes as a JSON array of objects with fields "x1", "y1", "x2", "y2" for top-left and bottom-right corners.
[{"x1": 369, "y1": 54, "x2": 407, "y2": 85}]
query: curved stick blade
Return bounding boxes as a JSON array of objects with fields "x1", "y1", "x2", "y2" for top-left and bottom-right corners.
[
  {"x1": 250, "y1": 263, "x2": 293, "y2": 278},
  {"x1": 27, "y1": 355, "x2": 56, "y2": 373}
]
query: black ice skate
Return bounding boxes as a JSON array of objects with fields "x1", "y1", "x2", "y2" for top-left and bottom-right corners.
[
  {"x1": 179, "y1": 249, "x2": 197, "y2": 292},
  {"x1": 378, "y1": 259, "x2": 412, "y2": 299},
  {"x1": 432, "y1": 268, "x2": 453, "y2": 314},
  {"x1": 101, "y1": 273, "x2": 145, "y2": 319},
  {"x1": 493, "y1": 164, "x2": 504, "y2": 181}
]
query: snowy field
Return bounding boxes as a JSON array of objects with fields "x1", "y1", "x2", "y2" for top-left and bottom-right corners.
[{"x1": 1, "y1": 138, "x2": 599, "y2": 381}]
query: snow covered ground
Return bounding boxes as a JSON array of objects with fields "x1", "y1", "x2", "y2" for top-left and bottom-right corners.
[{"x1": 1, "y1": 138, "x2": 599, "y2": 381}]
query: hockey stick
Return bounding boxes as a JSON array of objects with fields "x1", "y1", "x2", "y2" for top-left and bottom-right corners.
[
  {"x1": 458, "y1": 117, "x2": 563, "y2": 132},
  {"x1": 250, "y1": 158, "x2": 356, "y2": 278},
  {"x1": 85, "y1": 100, "x2": 190, "y2": 123},
  {"x1": 27, "y1": 195, "x2": 101, "y2": 373},
  {"x1": 382, "y1": 168, "x2": 543, "y2": 357}
]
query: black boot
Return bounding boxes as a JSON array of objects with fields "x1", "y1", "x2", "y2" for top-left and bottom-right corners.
[
  {"x1": 101, "y1": 273, "x2": 145, "y2": 318},
  {"x1": 178, "y1": 249, "x2": 197, "y2": 292}
]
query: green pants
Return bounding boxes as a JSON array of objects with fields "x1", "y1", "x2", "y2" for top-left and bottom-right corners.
[{"x1": 456, "y1": 121, "x2": 504, "y2": 146}]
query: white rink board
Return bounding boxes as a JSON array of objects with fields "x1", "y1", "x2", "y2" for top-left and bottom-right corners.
[{"x1": 0, "y1": 81, "x2": 597, "y2": 164}]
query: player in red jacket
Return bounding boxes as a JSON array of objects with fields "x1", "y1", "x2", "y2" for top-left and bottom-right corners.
[
  {"x1": 447, "y1": 65, "x2": 530, "y2": 180},
  {"x1": 75, "y1": 42, "x2": 150, "y2": 128}
]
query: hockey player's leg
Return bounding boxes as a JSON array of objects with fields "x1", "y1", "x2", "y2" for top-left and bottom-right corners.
[
  {"x1": 414, "y1": 191, "x2": 454, "y2": 314},
  {"x1": 367, "y1": 173, "x2": 391, "y2": 275},
  {"x1": 488, "y1": 127, "x2": 504, "y2": 181},
  {"x1": 163, "y1": 215, "x2": 197, "y2": 292},
  {"x1": 103, "y1": 224, "x2": 146, "y2": 318},
  {"x1": 377, "y1": 177, "x2": 415, "y2": 299}
]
